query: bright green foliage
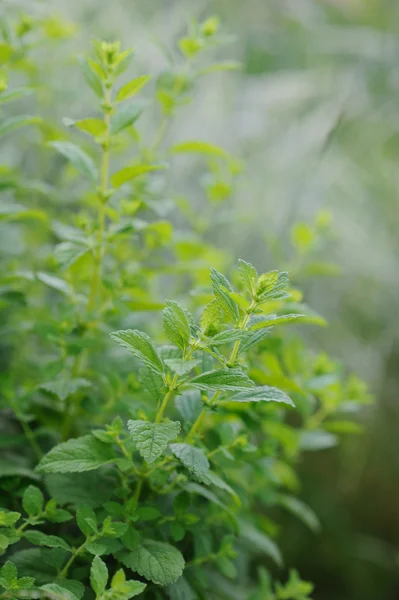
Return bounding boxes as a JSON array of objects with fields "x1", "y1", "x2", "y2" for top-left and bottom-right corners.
[{"x1": 0, "y1": 8, "x2": 371, "y2": 600}]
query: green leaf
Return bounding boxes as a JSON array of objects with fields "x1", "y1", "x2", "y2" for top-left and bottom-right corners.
[
  {"x1": 238, "y1": 520, "x2": 282, "y2": 567},
  {"x1": 55, "y1": 241, "x2": 89, "y2": 270},
  {"x1": 128, "y1": 420, "x2": 180, "y2": 464},
  {"x1": 279, "y1": 495, "x2": 320, "y2": 533},
  {"x1": 0, "y1": 115, "x2": 40, "y2": 137},
  {"x1": 45, "y1": 472, "x2": 116, "y2": 508},
  {"x1": 116, "y1": 75, "x2": 151, "y2": 102},
  {"x1": 207, "y1": 329, "x2": 248, "y2": 346},
  {"x1": 190, "y1": 369, "x2": 254, "y2": 392},
  {"x1": 39, "y1": 378, "x2": 91, "y2": 402},
  {"x1": 22, "y1": 485, "x2": 44, "y2": 516},
  {"x1": 201, "y1": 471, "x2": 238, "y2": 501},
  {"x1": 110, "y1": 329, "x2": 164, "y2": 374},
  {"x1": 24, "y1": 530, "x2": 71, "y2": 552},
  {"x1": 171, "y1": 140, "x2": 231, "y2": 161},
  {"x1": 41, "y1": 583, "x2": 79, "y2": 600},
  {"x1": 110, "y1": 104, "x2": 142, "y2": 135},
  {"x1": 63, "y1": 117, "x2": 106, "y2": 137},
  {"x1": 238, "y1": 259, "x2": 258, "y2": 296},
  {"x1": 76, "y1": 506, "x2": 97, "y2": 536},
  {"x1": 50, "y1": 141, "x2": 98, "y2": 182},
  {"x1": 0, "y1": 87, "x2": 32, "y2": 105},
  {"x1": 175, "y1": 390, "x2": 203, "y2": 426},
  {"x1": 0, "y1": 511, "x2": 21, "y2": 526},
  {"x1": 162, "y1": 301, "x2": 191, "y2": 350},
  {"x1": 36, "y1": 436, "x2": 116, "y2": 474},
  {"x1": 300, "y1": 430, "x2": 337, "y2": 452},
  {"x1": 230, "y1": 385, "x2": 294, "y2": 407},
  {"x1": 210, "y1": 268, "x2": 239, "y2": 322},
  {"x1": 166, "y1": 576, "x2": 196, "y2": 600},
  {"x1": 200, "y1": 299, "x2": 221, "y2": 335},
  {"x1": 90, "y1": 556, "x2": 108, "y2": 597},
  {"x1": 164, "y1": 358, "x2": 200, "y2": 376},
  {"x1": 111, "y1": 164, "x2": 165, "y2": 188},
  {"x1": 250, "y1": 314, "x2": 307, "y2": 331},
  {"x1": 79, "y1": 56, "x2": 103, "y2": 97},
  {"x1": 169, "y1": 443, "x2": 210, "y2": 481},
  {"x1": 198, "y1": 61, "x2": 242, "y2": 75},
  {"x1": 121, "y1": 540, "x2": 185, "y2": 586},
  {"x1": 0, "y1": 561, "x2": 17, "y2": 585}
]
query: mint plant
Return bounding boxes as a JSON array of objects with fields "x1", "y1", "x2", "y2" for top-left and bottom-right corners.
[{"x1": 0, "y1": 10, "x2": 370, "y2": 600}]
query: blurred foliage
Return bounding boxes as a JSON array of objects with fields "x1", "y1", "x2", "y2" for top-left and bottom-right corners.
[{"x1": 1, "y1": 0, "x2": 398, "y2": 598}]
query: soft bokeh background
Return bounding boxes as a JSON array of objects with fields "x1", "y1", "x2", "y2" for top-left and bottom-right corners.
[{"x1": 4, "y1": 0, "x2": 399, "y2": 598}]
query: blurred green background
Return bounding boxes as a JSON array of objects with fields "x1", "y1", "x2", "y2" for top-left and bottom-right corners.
[{"x1": 4, "y1": 0, "x2": 399, "y2": 597}]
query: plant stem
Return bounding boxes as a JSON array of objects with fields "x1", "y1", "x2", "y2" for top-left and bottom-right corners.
[
  {"x1": 58, "y1": 540, "x2": 88, "y2": 579},
  {"x1": 185, "y1": 305, "x2": 255, "y2": 442},
  {"x1": 88, "y1": 84, "x2": 112, "y2": 312}
]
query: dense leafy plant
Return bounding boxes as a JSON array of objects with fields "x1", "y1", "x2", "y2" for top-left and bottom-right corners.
[{"x1": 0, "y1": 9, "x2": 370, "y2": 600}]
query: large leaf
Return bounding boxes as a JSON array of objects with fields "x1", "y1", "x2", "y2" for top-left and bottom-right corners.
[
  {"x1": 121, "y1": 540, "x2": 184, "y2": 586},
  {"x1": 110, "y1": 330, "x2": 164, "y2": 375},
  {"x1": 36, "y1": 436, "x2": 115, "y2": 474},
  {"x1": 190, "y1": 369, "x2": 254, "y2": 393},
  {"x1": 127, "y1": 420, "x2": 180, "y2": 463},
  {"x1": 116, "y1": 75, "x2": 151, "y2": 102}
]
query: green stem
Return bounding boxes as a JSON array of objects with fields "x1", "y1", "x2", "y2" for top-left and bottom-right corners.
[
  {"x1": 186, "y1": 304, "x2": 256, "y2": 442},
  {"x1": 58, "y1": 540, "x2": 88, "y2": 579},
  {"x1": 88, "y1": 84, "x2": 112, "y2": 312},
  {"x1": 19, "y1": 418, "x2": 43, "y2": 459}
]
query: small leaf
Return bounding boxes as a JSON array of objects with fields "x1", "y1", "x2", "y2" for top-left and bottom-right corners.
[
  {"x1": 171, "y1": 140, "x2": 231, "y2": 161},
  {"x1": 207, "y1": 329, "x2": 248, "y2": 346},
  {"x1": 0, "y1": 87, "x2": 32, "y2": 105},
  {"x1": 111, "y1": 164, "x2": 165, "y2": 188},
  {"x1": 79, "y1": 56, "x2": 103, "y2": 97},
  {"x1": 63, "y1": 117, "x2": 106, "y2": 137},
  {"x1": 210, "y1": 268, "x2": 239, "y2": 322},
  {"x1": 0, "y1": 511, "x2": 21, "y2": 527},
  {"x1": 36, "y1": 436, "x2": 116, "y2": 474},
  {"x1": 90, "y1": 556, "x2": 108, "y2": 597},
  {"x1": 200, "y1": 299, "x2": 221, "y2": 335},
  {"x1": 169, "y1": 443, "x2": 210, "y2": 481},
  {"x1": 190, "y1": 369, "x2": 254, "y2": 393},
  {"x1": 110, "y1": 103, "x2": 142, "y2": 135},
  {"x1": 162, "y1": 301, "x2": 191, "y2": 350},
  {"x1": 50, "y1": 141, "x2": 98, "y2": 182},
  {"x1": 24, "y1": 530, "x2": 71, "y2": 552},
  {"x1": 41, "y1": 583, "x2": 79, "y2": 600},
  {"x1": 250, "y1": 314, "x2": 307, "y2": 331},
  {"x1": 238, "y1": 520, "x2": 282, "y2": 566},
  {"x1": 300, "y1": 430, "x2": 337, "y2": 452},
  {"x1": 22, "y1": 485, "x2": 44, "y2": 517},
  {"x1": 279, "y1": 495, "x2": 321, "y2": 533},
  {"x1": 238, "y1": 259, "x2": 258, "y2": 295},
  {"x1": 0, "y1": 115, "x2": 40, "y2": 137},
  {"x1": 110, "y1": 330, "x2": 164, "y2": 375},
  {"x1": 121, "y1": 540, "x2": 185, "y2": 586},
  {"x1": 128, "y1": 420, "x2": 181, "y2": 464},
  {"x1": 230, "y1": 385, "x2": 294, "y2": 407},
  {"x1": 116, "y1": 75, "x2": 151, "y2": 102}
]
